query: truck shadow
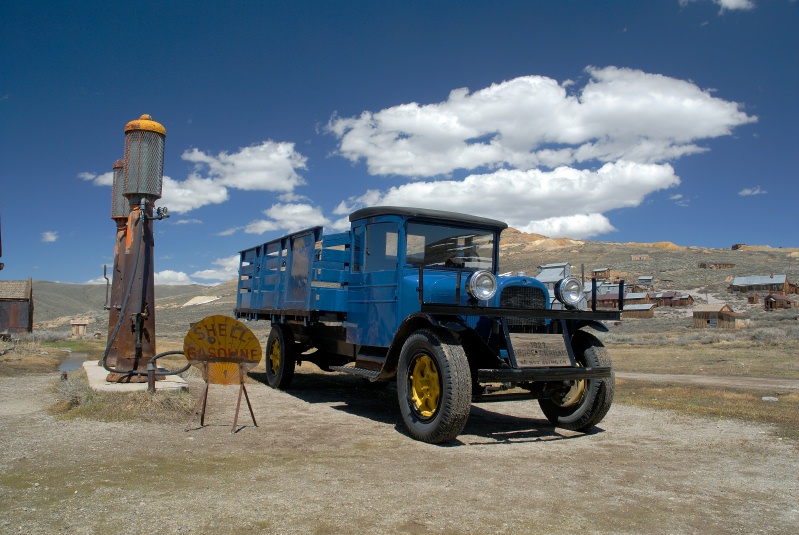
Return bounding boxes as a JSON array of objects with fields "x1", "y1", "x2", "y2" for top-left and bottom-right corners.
[
  {"x1": 458, "y1": 405, "x2": 603, "y2": 446},
  {"x1": 248, "y1": 370, "x2": 602, "y2": 446}
]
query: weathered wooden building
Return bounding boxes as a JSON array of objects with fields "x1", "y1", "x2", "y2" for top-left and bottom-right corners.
[
  {"x1": 0, "y1": 278, "x2": 34, "y2": 337},
  {"x1": 624, "y1": 292, "x2": 651, "y2": 306},
  {"x1": 764, "y1": 294, "x2": 799, "y2": 310},
  {"x1": 70, "y1": 318, "x2": 90, "y2": 337},
  {"x1": 594, "y1": 293, "x2": 621, "y2": 309},
  {"x1": 729, "y1": 274, "x2": 797, "y2": 296},
  {"x1": 698, "y1": 262, "x2": 736, "y2": 269},
  {"x1": 591, "y1": 267, "x2": 610, "y2": 280},
  {"x1": 622, "y1": 303, "x2": 655, "y2": 319},
  {"x1": 632, "y1": 275, "x2": 655, "y2": 292},
  {"x1": 692, "y1": 304, "x2": 749, "y2": 329},
  {"x1": 631, "y1": 254, "x2": 650, "y2": 261},
  {"x1": 594, "y1": 282, "x2": 621, "y2": 296},
  {"x1": 648, "y1": 291, "x2": 695, "y2": 307}
]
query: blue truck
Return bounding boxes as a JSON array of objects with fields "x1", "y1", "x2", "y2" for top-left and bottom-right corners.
[{"x1": 235, "y1": 206, "x2": 622, "y2": 443}]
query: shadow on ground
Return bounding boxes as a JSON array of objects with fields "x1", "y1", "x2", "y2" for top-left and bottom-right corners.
[{"x1": 248, "y1": 368, "x2": 602, "y2": 446}]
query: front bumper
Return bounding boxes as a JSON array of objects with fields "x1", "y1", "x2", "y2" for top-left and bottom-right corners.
[{"x1": 478, "y1": 366, "x2": 612, "y2": 383}]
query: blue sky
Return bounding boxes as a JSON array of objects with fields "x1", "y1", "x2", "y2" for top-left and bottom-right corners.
[{"x1": 1, "y1": 0, "x2": 796, "y2": 284}]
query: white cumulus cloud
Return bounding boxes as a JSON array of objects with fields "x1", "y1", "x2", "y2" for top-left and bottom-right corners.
[
  {"x1": 79, "y1": 171, "x2": 114, "y2": 187},
  {"x1": 190, "y1": 255, "x2": 240, "y2": 282},
  {"x1": 328, "y1": 66, "x2": 755, "y2": 238},
  {"x1": 243, "y1": 203, "x2": 330, "y2": 235},
  {"x1": 679, "y1": 0, "x2": 756, "y2": 13},
  {"x1": 339, "y1": 161, "x2": 679, "y2": 238},
  {"x1": 160, "y1": 141, "x2": 308, "y2": 214},
  {"x1": 738, "y1": 186, "x2": 767, "y2": 196},
  {"x1": 181, "y1": 141, "x2": 307, "y2": 192},
  {"x1": 159, "y1": 174, "x2": 229, "y2": 214},
  {"x1": 154, "y1": 270, "x2": 196, "y2": 285},
  {"x1": 41, "y1": 231, "x2": 58, "y2": 242},
  {"x1": 328, "y1": 67, "x2": 755, "y2": 176},
  {"x1": 518, "y1": 214, "x2": 616, "y2": 238},
  {"x1": 83, "y1": 140, "x2": 309, "y2": 216}
]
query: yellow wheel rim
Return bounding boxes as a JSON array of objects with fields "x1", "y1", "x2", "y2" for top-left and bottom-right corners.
[
  {"x1": 554, "y1": 359, "x2": 587, "y2": 407},
  {"x1": 269, "y1": 339, "x2": 281, "y2": 375},
  {"x1": 409, "y1": 354, "x2": 440, "y2": 418},
  {"x1": 558, "y1": 378, "x2": 586, "y2": 407}
]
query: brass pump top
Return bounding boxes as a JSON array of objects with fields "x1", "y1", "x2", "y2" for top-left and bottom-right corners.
[{"x1": 124, "y1": 114, "x2": 166, "y2": 136}]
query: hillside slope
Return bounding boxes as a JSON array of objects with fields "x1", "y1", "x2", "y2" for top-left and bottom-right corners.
[{"x1": 24, "y1": 230, "x2": 799, "y2": 336}]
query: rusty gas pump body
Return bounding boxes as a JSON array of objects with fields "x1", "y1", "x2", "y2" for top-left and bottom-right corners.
[{"x1": 104, "y1": 159, "x2": 127, "y2": 368}]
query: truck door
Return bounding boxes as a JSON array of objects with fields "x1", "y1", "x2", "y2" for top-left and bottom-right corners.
[{"x1": 347, "y1": 221, "x2": 399, "y2": 347}]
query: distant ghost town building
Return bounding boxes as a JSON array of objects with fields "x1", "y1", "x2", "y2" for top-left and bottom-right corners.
[
  {"x1": 0, "y1": 278, "x2": 34, "y2": 338},
  {"x1": 729, "y1": 274, "x2": 797, "y2": 296},
  {"x1": 692, "y1": 304, "x2": 750, "y2": 329}
]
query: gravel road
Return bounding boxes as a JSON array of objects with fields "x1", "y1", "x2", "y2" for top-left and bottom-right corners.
[
  {"x1": 616, "y1": 372, "x2": 799, "y2": 392},
  {"x1": 1, "y1": 368, "x2": 797, "y2": 534}
]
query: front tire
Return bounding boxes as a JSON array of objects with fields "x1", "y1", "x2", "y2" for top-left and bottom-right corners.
[
  {"x1": 265, "y1": 324, "x2": 296, "y2": 389},
  {"x1": 397, "y1": 329, "x2": 471, "y2": 443},
  {"x1": 538, "y1": 330, "x2": 614, "y2": 431}
]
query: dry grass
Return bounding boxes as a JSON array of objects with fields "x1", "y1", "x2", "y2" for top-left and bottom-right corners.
[
  {"x1": 616, "y1": 379, "x2": 799, "y2": 441},
  {"x1": 608, "y1": 340, "x2": 799, "y2": 379},
  {"x1": 607, "y1": 333, "x2": 799, "y2": 444},
  {"x1": 0, "y1": 337, "x2": 108, "y2": 376},
  {"x1": 0, "y1": 351, "x2": 61, "y2": 375},
  {"x1": 49, "y1": 368, "x2": 196, "y2": 423},
  {"x1": 43, "y1": 338, "x2": 106, "y2": 358},
  {"x1": 0, "y1": 339, "x2": 62, "y2": 375}
]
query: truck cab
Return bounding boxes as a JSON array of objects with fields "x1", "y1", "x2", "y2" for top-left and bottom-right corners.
[{"x1": 236, "y1": 206, "x2": 621, "y2": 443}]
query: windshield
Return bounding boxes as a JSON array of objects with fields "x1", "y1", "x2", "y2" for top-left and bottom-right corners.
[{"x1": 406, "y1": 222, "x2": 495, "y2": 270}]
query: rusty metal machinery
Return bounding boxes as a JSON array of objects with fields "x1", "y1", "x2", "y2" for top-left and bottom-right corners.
[
  {"x1": 103, "y1": 159, "x2": 127, "y2": 368},
  {"x1": 103, "y1": 115, "x2": 170, "y2": 383}
]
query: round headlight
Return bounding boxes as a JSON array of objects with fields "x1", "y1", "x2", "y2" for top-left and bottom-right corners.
[
  {"x1": 555, "y1": 276, "x2": 583, "y2": 307},
  {"x1": 467, "y1": 270, "x2": 497, "y2": 301}
]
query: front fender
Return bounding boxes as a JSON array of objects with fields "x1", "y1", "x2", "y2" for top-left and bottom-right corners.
[
  {"x1": 377, "y1": 312, "x2": 470, "y2": 381},
  {"x1": 574, "y1": 319, "x2": 609, "y2": 333}
]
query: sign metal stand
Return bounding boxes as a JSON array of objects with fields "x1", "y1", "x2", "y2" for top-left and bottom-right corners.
[{"x1": 183, "y1": 316, "x2": 262, "y2": 433}]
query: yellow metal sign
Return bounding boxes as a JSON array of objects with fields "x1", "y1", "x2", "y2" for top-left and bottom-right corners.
[{"x1": 184, "y1": 315, "x2": 262, "y2": 385}]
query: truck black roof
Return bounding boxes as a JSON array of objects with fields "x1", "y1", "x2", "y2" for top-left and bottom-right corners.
[{"x1": 349, "y1": 206, "x2": 508, "y2": 231}]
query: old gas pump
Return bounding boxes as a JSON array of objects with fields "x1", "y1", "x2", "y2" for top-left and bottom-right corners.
[{"x1": 105, "y1": 114, "x2": 169, "y2": 383}]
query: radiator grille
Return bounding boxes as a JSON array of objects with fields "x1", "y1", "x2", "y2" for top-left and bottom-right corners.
[{"x1": 501, "y1": 286, "x2": 547, "y2": 331}]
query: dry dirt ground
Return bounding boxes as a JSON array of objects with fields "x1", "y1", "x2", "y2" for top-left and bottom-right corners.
[{"x1": 1, "y1": 366, "x2": 797, "y2": 535}]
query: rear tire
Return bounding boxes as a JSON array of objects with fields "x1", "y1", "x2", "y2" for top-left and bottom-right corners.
[
  {"x1": 397, "y1": 329, "x2": 471, "y2": 443},
  {"x1": 265, "y1": 324, "x2": 296, "y2": 389},
  {"x1": 538, "y1": 330, "x2": 614, "y2": 431}
]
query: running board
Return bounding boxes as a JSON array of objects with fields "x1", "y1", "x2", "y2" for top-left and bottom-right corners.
[{"x1": 329, "y1": 366, "x2": 381, "y2": 380}]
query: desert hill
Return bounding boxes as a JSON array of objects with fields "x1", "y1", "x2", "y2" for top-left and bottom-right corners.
[{"x1": 24, "y1": 229, "x2": 799, "y2": 336}]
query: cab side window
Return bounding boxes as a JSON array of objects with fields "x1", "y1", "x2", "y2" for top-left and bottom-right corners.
[{"x1": 364, "y1": 222, "x2": 398, "y2": 272}]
